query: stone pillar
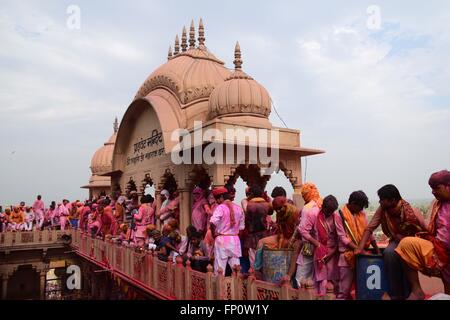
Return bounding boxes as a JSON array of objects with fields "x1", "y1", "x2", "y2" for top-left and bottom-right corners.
[
  {"x1": 33, "y1": 263, "x2": 49, "y2": 300},
  {"x1": 292, "y1": 184, "x2": 305, "y2": 210},
  {"x1": 1, "y1": 274, "x2": 8, "y2": 300},
  {"x1": 155, "y1": 190, "x2": 162, "y2": 230},
  {"x1": 90, "y1": 276, "x2": 96, "y2": 298},
  {"x1": 39, "y1": 271, "x2": 47, "y2": 300},
  {"x1": 283, "y1": 156, "x2": 304, "y2": 210},
  {"x1": 179, "y1": 188, "x2": 191, "y2": 235},
  {"x1": 174, "y1": 256, "x2": 185, "y2": 299}
]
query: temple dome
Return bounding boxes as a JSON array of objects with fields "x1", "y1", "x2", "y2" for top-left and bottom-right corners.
[
  {"x1": 134, "y1": 22, "x2": 232, "y2": 105},
  {"x1": 208, "y1": 42, "x2": 271, "y2": 119},
  {"x1": 90, "y1": 120, "x2": 118, "y2": 175}
]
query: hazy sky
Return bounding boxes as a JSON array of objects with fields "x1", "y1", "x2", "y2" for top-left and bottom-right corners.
[{"x1": 0, "y1": 0, "x2": 449, "y2": 206}]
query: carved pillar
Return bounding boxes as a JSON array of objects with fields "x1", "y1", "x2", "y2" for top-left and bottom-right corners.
[
  {"x1": 155, "y1": 189, "x2": 162, "y2": 230},
  {"x1": 246, "y1": 268, "x2": 256, "y2": 300},
  {"x1": 1, "y1": 274, "x2": 8, "y2": 300},
  {"x1": 280, "y1": 155, "x2": 304, "y2": 210},
  {"x1": 88, "y1": 266, "x2": 97, "y2": 299},
  {"x1": 174, "y1": 256, "x2": 185, "y2": 299},
  {"x1": 210, "y1": 163, "x2": 229, "y2": 187},
  {"x1": 33, "y1": 263, "x2": 49, "y2": 300},
  {"x1": 152, "y1": 251, "x2": 158, "y2": 289},
  {"x1": 39, "y1": 271, "x2": 46, "y2": 300},
  {"x1": 179, "y1": 188, "x2": 191, "y2": 235},
  {"x1": 292, "y1": 184, "x2": 304, "y2": 210},
  {"x1": 184, "y1": 259, "x2": 192, "y2": 300},
  {"x1": 205, "y1": 264, "x2": 214, "y2": 300},
  {"x1": 231, "y1": 265, "x2": 240, "y2": 300}
]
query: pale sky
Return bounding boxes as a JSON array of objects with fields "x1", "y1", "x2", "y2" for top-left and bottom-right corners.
[{"x1": 0, "y1": 1, "x2": 449, "y2": 206}]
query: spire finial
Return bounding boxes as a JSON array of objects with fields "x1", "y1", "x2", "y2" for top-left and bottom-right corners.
[
  {"x1": 233, "y1": 41, "x2": 242, "y2": 71},
  {"x1": 198, "y1": 18, "x2": 205, "y2": 47},
  {"x1": 181, "y1": 26, "x2": 187, "y2": 52},
  {"x1": 174, "y1": 35, "x2": 180, "y2": 55},
  {"x1": 167, "y1": 46, "x2": 173, "y2": 60},
  {"x1": 189, "y1": 20, "x2": 196, "y2": 49},
  {"x1": 113, "y1": 117, "x2": 119, "y2": 133}
]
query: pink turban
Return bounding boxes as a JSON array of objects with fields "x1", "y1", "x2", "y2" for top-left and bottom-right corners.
[{"x1": 429, "y1": 170, "x2": 450, "y2": 188}]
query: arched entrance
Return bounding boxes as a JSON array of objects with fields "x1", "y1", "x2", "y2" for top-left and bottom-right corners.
[{"x1": 7, "y1": 265, "x2": 40, "y2": 300}]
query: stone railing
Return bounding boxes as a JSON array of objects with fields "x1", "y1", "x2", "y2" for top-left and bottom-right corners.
[
  {"x1": 70, "y1": 230, "x2": 331, "y2": 300},
  {"x1": 0, "y1": 230, "x2": 69, "y2": 250}
]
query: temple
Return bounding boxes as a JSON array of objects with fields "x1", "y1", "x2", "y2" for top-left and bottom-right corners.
[{"x1": 100, "y1": 19, "x2": 323, "y2": 233}]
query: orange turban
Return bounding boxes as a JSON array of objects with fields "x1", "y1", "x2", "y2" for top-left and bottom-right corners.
[{"x1": 301, "y1": 183, "x2": 323, "y2": 208}]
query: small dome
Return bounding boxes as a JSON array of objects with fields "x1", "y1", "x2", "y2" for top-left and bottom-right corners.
[
  {"x1": 90, "y1": 119, "x2": 118, "y2": 175},
  {"x1": 208, "y1": 42, "x2": 271, "y2": 119}
]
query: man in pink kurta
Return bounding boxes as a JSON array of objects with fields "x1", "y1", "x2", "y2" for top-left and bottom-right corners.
[
  {"x1": 297, "y1": 202, "x2": 320, "y2": 287},
  {"x1": 32, "y1": 195, "x2": 45, "y2": 230},
  {"x1": 134, "y1": 195, "x2": 154, "y2": 247},
  {"x1": 209, "y1": 187, "x2": 245, "y2": 275},
  {"x1": 305, "y1": 195, "x2": 340, "y2": 297},
  {"x1": 58, "y1": 200, "x2": 70, "y2": 231}
]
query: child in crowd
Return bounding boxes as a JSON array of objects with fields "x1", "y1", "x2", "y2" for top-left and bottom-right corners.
[
  {"x1": 88, "y1": 211, "x2": 100, "y2": 237},
  {"x1": 24, "y1": 207, "x2": 35, "y2": 231},
  {"x1": 184, "y1": 227, "x2": 209, "y2": 272},
  {"x1": 117, "y1": 223, "x2": 131, "y2": 244},
  {"x1": 155, "y1": 224, "x2": 178, "y2": 262}
]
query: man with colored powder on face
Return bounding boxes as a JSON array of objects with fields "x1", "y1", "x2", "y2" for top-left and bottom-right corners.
[
  {"x1": 396, "y1": 170, "x2": 450, "y2": 299},
  {"x1": 306, "y1": 195, "x2": 340, "y2": 297},
  {"x1": 335, "y1": 190, "x2": 379, "y2": 299},
  {"x1": 297, "y1": 182, "x2": 323, "y2": 288},
  {"x1": 32, "y1": 195, "x2": 45, "y2": 230},
  {"x1": 58, "y1": 200, "x2": 70, "y2": 231},
  {"x1": 243, "y1": 185, "x2": 271, "y2": 269},
  {"x1": 357, "y1": 184, "x2": 427, "y2": 299}
]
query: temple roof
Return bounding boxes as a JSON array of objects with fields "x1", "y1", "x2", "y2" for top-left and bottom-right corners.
[
  {"x1": 134, "y1": 20, "x2": 231, "y2": 105},
  {"x1": 133, "y1": 19, "x2": 276, "y2": 130}
]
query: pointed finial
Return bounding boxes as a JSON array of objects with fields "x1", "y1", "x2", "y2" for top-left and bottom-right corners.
[
  {"x1": 198, "y1": 18, "x2": 205, "y2": 47},
  {"x1": 167, "y1": 46, "x2": 173, "y2": 60},
  {"x1": 233, "y1": 41, "x2": 242, "y2": 70},
  {"x1": 174, "y1": 35, "x2": 180, "y2": 55},
  {"x1": 181, "y1": 26, "x2": 187, "y2": 52},
  {"x1": 113, "y1": 117, "x2": 119, "y2": 133},
  {"x1": 189, "y1": 20, "x2": 196, "y2": 49}
]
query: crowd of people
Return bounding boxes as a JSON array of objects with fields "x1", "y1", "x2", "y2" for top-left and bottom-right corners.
[{"x1": 0, "y1": 169, "x2": 449, "y2": 300}]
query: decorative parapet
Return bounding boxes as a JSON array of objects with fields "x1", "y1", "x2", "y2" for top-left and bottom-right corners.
[
  {"x1": 0, "y1": 230, "x2": 69, "y2": 250},
  {"x1": 69, "y1": 229, "x2": 325, "y2": 300}
]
